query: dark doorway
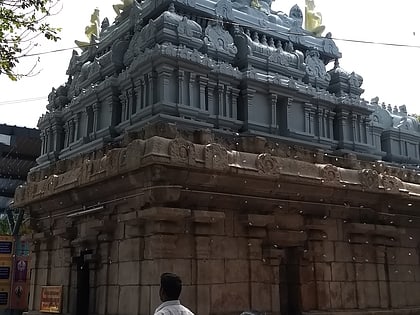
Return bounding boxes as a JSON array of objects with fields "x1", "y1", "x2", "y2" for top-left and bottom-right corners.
[
  {"x1": 75, "y1": 251, "x2": 91, "y2": 315},
  {"x1": 279, "y1": 247, "x2": 301, "y2": 315}
]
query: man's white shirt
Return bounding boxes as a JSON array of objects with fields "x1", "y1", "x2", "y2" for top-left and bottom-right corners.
[{"x1": 154, "y1": 300, "x2": 195, "y2": 315}]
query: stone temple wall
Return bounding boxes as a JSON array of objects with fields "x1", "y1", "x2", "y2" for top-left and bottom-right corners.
[
  {"x1": 17, "y1": 122, "x2": 420, "y2": 315},
  {"x1": 16, "y1": 0, "x2": 420, "y2": 314}
]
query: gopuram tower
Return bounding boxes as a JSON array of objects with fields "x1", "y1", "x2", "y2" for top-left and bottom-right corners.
[{"x1": 15, "y1": 1, "x2": 420, "y2": 314}]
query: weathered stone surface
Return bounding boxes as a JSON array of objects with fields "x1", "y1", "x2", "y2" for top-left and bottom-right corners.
[
  {"x1": 197, "y1": 259, "x2": 225, "y2": 284},
  {"x1": 118, "y1": 237, "x2": 143, "y2": 261},
  {"x1": 210, "y1": 283, "x2": 250, "y2": 314},
  {"x1": 119, "y1": 286, "x2": 140, "y2": 314},
  {"x1": 118, "y1": 261, "x2": 140, "y2": 285}
]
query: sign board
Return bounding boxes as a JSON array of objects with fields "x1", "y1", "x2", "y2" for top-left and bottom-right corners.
[
  {"x1": 0, "y1": 285, "x2": 9, "y2": 308},
  {"x1": 0, "y1": 236, "x2": 13, "y2": 256},
  {"x1": 40, "y1": 286, "x2": 62, "y2": 313},
  {"x1": 10, "y1": 256, "x2": 30, "y2": 310}
]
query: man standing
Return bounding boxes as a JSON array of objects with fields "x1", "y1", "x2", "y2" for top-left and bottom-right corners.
[{"x1": 154, "y1": 273, "x2": 195, "y2": 315}]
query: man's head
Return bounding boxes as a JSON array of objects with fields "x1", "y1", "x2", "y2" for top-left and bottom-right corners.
[{"x1": 159, "y1": 273, "x2": 182, "y2": 302}]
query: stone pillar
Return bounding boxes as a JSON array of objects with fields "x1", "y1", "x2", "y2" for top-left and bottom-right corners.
[
  {"x1": 74, "y1": 113, "x2": 80, "y2": 141},
  {"x1": 198, "y1": 76, "x2": 208, "y2": 111},
  {"x1": 336, "y1": 110, "x2": 348, "y2": 144},
  {"x1": 207, "y1": 82, "x2": 217, "y2": 115},
  {"x1": 120, "y1": 92, "x2": 128, "y2": 122},
  {"x1": 270, "y1": 93, "x2": 278, "y2": 132},
  {"x1": 178, "y1": 70, "x2": 185, "y2": 105},
  {"x1": 304, "y1": 103, "x2": 314, "y2": 135},
  {"x1": 350, "y1": 113, "x2": 357, "y2": 144},
  {"x1": 148, "y1": 72, "x2": 155, "y2": 106},
  {"x1": 142, "y1": 79, "x2": 147, "y2": 109},
  {"x1": 156, "y1": 66, "x2": 172, "y2": 103},
  {"x1": 128, "y1": 88, "x2": 134, "y2": 116},
  {"x1": 93, "y1": 102, "x2": 100, "y2": 132},
  {"x1": 327, "y1": 111, "x2": 335, "y2": 139},
  {"x1": 52, "y1": 122, "x2": 63, "y2": 152},
  {"x1": 63, "y1": 123, "x2": 69, "y2": 148},
  {"x1": 217, "y1": 83, "x2": 225, "y2": 117},
  {"x1": 189, "y1": 73, "x2": 196, "y2": 107},
  {"x1": 363, "y1": 117, "x2": 370, "y2": 144},
  {"x1": 231, "y1": 87, "x2": 239, "y2": 120},
  {"x1": 40, "y1": 130, "x2": 46, "y2": 155}
]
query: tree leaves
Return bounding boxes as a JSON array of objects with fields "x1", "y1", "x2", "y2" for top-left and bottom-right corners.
[{"x1": 0, "y1": 0, "x2": 61, "y2": 80}]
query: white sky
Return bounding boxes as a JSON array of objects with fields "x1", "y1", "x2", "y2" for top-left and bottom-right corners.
[{"x1": 1, "y1": 0, "x2": 420, "y2": 128}]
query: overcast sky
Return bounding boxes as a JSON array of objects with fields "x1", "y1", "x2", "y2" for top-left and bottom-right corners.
[{"x1": 1, "y1": 0, "x2": 419, "y2": 128}]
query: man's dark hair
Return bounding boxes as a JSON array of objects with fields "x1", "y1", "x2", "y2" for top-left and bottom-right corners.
[{"x1": 160, "y1": 273, "x2": 182, "y2": 300}]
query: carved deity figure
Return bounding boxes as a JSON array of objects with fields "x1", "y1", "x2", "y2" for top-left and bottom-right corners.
[
  {"x1": 250, "y1": 0, "x2": 261, "y2": 9},
  {"x1": 304, "y1": 0, "x2": 325, "y2": 36},
  {"x1": 113, "y1": 0, "x2": 134, "y2": 17},
  {"x1": 75, "y1": 8, "x2": 100, "y2": 49}
]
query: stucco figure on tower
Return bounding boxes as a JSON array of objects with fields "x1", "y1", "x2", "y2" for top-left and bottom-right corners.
[{"x1": 304, "y1": 0, "x2": 325, "y2": 36}]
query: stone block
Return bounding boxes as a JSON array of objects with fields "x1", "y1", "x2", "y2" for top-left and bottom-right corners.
[
  {"x1": 331, "y1": 262, "x2": 346, "y2": 281},
  {"x1": 144, "y1": 234, "x2": 193, "y2": 259},
  {"x1": 118, "y1": 237, "x2": 143, "y2": 261},
  {"x1": 94, "y1": 285, "x2": 107, "y2": 315},
  {"x1": 299, "y1": 264, "x2": 315, "y2": 282},
  {"x1": 314, "y1": 263, "x2": 331, "y2": 281},
  {"x1": 251, "y1": 282, "x2": 271, "y2": 312},
  {"x1": 197, "y1": 259, "x2": 225, "y2": 284},
  {"x1": 125, "y1": 224, "x2": 144, "y2": 237},
  {"x1": 139, "y1": 285, "x2": 151, "y2": 315},
  {"x1": 195, "y1": 236, "x2": 210, "y2": 259},
  {"x1": 226, "y1": 259, "x2": 249, "y2": 283},
  {"x1": 334, "y1": 242, "x2": 352, "y2": 262},
  {"x1": 209, "y1": 236, "x2": 232, "y2": 259},
  {"x1": 352, "y1": 244, "x2": 376, "y2": 263},
  {"x1": 245, "y1": 238, "x2": 263, "y2": 259},
  {"x1": 378, "y1": 281, "x2": 389, "y2": 309},
  {"x1": 96, "y1": 264, "x2": 107, "y2": 286},
  {"x1": 119, "y1": 261, "x2": 140, "y2": 285},
  {"x1": 50, "y1": 267, "x2": 70, "y2": 285},
  {"x1": 273, "y1": 213, "x2": 304, "y2": 230},
  {"x1": 250, "y1": 260, "x2": 273, "y2": 283},
  {"x1": 36, "y1": 268, "x2": 48, "y2": 285},
  {"x1": 145, "y1": 221, "x2": 186, "y2": 235},
  {"x1": 197, "y1": 285, "x2": 210, "y2": 315},
  {"x1": 224, "y1": 210, "x2": 234, "y2": 237},
  {"x1": 210, "y1": 283, "x2": 250, "y2": 314},
  {"x1": 107, "y1": 286, "x2": 119, "y2": 315},
  {"x1": 364, "y1": 281, "x2": 380, "y2": 308},
  {"x1": 181, "y1": 285, "x2": 197, "y2": 313},
  {"x1": 390, "y1": 281, "x2": 407, "y2": 308},
  {"x1": 37, "y1": 250, "x2": 49, "y2": 268},
  {"x1": 150, "y1": 285, "x2": 160, "y2": 314},
  {"x1": 140, "y1": 259, "x2": 192, "y2": 285},
  {"x1": 267, "y1": 230, "x2": 306, "y2": 247},
  {"x1": 356, "y1": 281, "x2": 366, "y2": 309},
  {"x1": 316, "y1": 282, "x2": 331, "y2": 310},
  {"x1": 119, "y1": 286, "x2": 140, "y2": 315},
  {"x1": 377, "y1": 263, "x2": 386, "y2": 281},
  {"x1": 242, "y1": 214, "x2": 274, "y2": 227},
  {"x1": 138, "y1": 207, "x2": 191, "y2": 221},
  {"x1": 355, "y1": 263, "x2": 377, "y2": 281},
  {"x1": 271, "y1": 284, "x2": 280, "y2": 312},
  {"x1": 341, "y1": 282, "x2": 357, "y2": 309},
  {"x1": 309, "y1": 241, "x2": 335, "y2": 262},
  {"x1": 300, "y1": 282, "x2": 317, "y2": 311},
  {"x1": 396, "y1": 247, "x2": 417, "y2": 265},
  {"x1": 329, "y1": 281, "x2": 342, "y2": 309},
  {"x1": 108, "y1": 262, "x2": 119, "y2": 285},
  {"x1": 192, "y1": 210, "x2": 225, "y2": 224}
]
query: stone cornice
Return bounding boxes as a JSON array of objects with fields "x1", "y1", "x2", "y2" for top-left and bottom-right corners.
[{"x1": 14, "y1": 124, "x2": 420, "y2": 210}]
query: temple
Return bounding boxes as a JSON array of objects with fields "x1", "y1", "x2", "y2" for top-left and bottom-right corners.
[{"x1": 15, "y1": 1, "x2": 420, "y2": 314}]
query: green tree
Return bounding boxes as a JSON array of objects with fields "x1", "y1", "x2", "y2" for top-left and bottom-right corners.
[{"x1": 0, "y1": 0, "x2": 61, "y2": 80}]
